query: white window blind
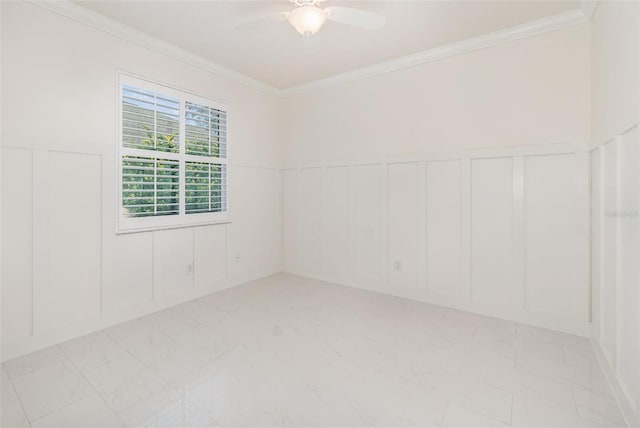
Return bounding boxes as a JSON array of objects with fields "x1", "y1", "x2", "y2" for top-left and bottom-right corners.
[
  {"x1": 185, "y1": 162, "x2": 227, "y2": 214},
  {"x1": 118, "y1": 74, "x2": 229, "y2": 233},
  {"x1": 122, "y1": 85, "x2": 180, "y2": 153},
  {"x1": 185, "y1": 101, "x2": 227, "y2": 158},
  {"x1": 122, "y1": 156, "x2": 180, "y2": 217}
]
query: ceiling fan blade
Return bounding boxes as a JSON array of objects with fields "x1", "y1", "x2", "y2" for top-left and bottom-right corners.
[
  {"x1": 324, "y1": 6, "x2": 386, "y2": 30},
  {"x1": 235, "y1": 11, "x2": 289, "y2": 31}
]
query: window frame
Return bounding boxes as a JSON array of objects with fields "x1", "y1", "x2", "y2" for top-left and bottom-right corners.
[{"x1": 116, "y1": 72, "x2": 231, "y2": 234}]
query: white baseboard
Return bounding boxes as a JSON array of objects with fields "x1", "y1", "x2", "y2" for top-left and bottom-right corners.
[
  {"x1": 284, "y1": 270, "x2": 590, "y2": 337},
  {"x1": 0, "y1": 270, "x2": 279, "y2": 362},
  {"x1": 591, "y1": 339, "x2": 639, "y2": 428}
]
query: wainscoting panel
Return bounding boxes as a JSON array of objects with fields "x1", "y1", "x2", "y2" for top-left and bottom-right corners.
[
  {"x1": 352, "y1": 164, "x2": 384, "y2": 287},
  {"x1": 321, "y1": 166, "x2": 350, "y2": 283},
  {"x1": 426, "y1": 160, "x2": 462, "y2": 296},
  {"x1": 229, "y1": 166, "x2": 281, "y2": 285},
  {"x1": 102, "y1": 232, "x2": 153, "y2": 313},
  {"x1": 35, "y1": 151, "x2": 102, "y2": 333},
  {"x1": 523, "y1": 154, "x2": 588, "y2": 320},
  {"x1": 153, "y1": 228, "x2": 195, "y2": 298},
  {"x1": 0, "y1": 148, "x2": 33, "y2": 342},
  {"x1": 590, "y1": 123, "x2": 640, "y2": 426},
  {"x1": 602, "y1": 141, "x2": 619, "y2": 364},
  {"x1": 281, "y1": 169, "x2": 298, "y2": 273},
  {"x1": 282, "y1": 147, "x2": 590, "y2": 336},
  {"x1": 298, "y1": 168, "x2": 323, "y2": 277},
  {"x1": 193, "y1": 224, "x2": 227, "y2": 289},
  {"x1": 590, "y1": 147, "x2": 603, "y2": 344},
  {"x1": 614, "y1": 126, "x2": 640, "y2": 413},
  {"x1": 388, "y1": 162, "x2": 419, "y2": 289},
  {"x1": 194, "y1": 225, "x2": 227, "y2": 290},
  {"x1": 1, "y1": 147, "x2": 282, "y2": 361},
  {"x1": 471, "y1": 157, "x2": 513, "y2": 305}
]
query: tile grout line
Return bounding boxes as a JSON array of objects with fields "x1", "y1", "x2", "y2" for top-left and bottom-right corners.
[
  {"x1": 55, "y1": 344, "x2": 127, "y2": 427},
  {"x1": 2, "y1": 371, "x2": 33, "y2": 428},
  {"x1": 439, "y1": 401, "x2": 451, "y2": 426},
  {"x1": 1, "y1": 365, "x2": 21, "y2": 407},
  {"x1": 9, "y1": 346, "x2": 96, "y2": 425},
  {"x1": 3, "y1": 275, "x2": 622, "y2": 427},
  {"x1": 100, "y1": 318, "x2": 211, "y2": 424},
  {"x1": 14, "y1": 397, "x2": 32, "y2": 428},
  {"x1": 509, "y1": 390, "x2": 514, "y2": 425}
]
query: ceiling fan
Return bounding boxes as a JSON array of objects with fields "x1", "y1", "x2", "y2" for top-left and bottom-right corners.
[{"x1": 240, "y1": 0, "x2": 386, "y2": 36}]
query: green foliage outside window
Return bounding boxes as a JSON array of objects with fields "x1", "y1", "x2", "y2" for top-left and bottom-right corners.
[
  {"x1": 122, "y1": 156, "x2": 179, "y2": 218},
  {"x1": 186, "y1": 162, "x2": 225, "y2": 214}
]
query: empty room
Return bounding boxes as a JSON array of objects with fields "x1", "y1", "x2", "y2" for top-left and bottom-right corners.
[{"x1": 1, "y1": 0, "x2": 639, "y2": 427}]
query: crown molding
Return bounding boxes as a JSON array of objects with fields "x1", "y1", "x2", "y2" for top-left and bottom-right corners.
[
  {"x1": 281, "y1": 7, "x2": 590, "y2": 96},
  {"x1": 28, "y1": 0, "x2": 597, "y2": 98},
  {"x1": 28, "y1": 0, "x2": 282, "y2": 97},
  {"x1": 580, "y1": 0, "x2": 598, "y2": 20}
]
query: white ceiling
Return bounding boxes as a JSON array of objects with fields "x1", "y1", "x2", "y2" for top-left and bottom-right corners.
[{"x1": 74, "y1": 0, "x2": 580, "y2": 89}]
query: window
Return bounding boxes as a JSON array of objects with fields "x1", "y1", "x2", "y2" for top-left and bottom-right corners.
[{"x1": 118, "y1": 74, "x2": 229, "y2": 233}]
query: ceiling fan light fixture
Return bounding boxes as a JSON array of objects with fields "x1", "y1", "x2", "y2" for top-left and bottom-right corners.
[{"x1": 288, "y1": 6, "x2": 327, "y2": 35}]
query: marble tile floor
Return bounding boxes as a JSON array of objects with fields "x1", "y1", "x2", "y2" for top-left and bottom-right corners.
[{"x1": 0, "y1": 274, "x2": 626, "y2": 427}]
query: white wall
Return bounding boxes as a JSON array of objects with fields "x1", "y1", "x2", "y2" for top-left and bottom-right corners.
[
  {"x1": 281, "y1": 24, "x2": 590, "y2": 162},
  {"x1": 590, "y1": 1, "x2": 640, "y2": 148},
  {"x1": 280, "y1": 23, "x2": 592, "y2": 336},
  {"x1": 0, "y1": 2, "x2": 282, "y2": 361},
  {"x1": 282, "y1": 149, "x2": 590, "y2": 336},
  {"x1": 589, "y1": 1, "x2": 640, "y2": 425}
]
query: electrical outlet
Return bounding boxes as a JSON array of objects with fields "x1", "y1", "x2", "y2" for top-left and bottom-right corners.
[
  {"x1": 186, "y1": 264, "x2": 193, "y2": 275},
  {"x1": 235, "y1": 254, "x2": 241, "y2": 262},
  {"x1": 393, "y1": 260, "x2": 402, "y2": 272}
]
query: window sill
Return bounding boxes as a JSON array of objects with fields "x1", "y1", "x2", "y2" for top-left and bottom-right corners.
[{"x1": 116, "y1": 218, "x2": 231, "y2": 235}]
